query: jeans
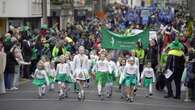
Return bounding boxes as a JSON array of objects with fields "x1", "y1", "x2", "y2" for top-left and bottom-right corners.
[
  {"x1": 13, "y1": 65, "x2": 20, "y2": 87},
  {"x1": 4, "y1": 73, "x2": 14, "y2": 89}
]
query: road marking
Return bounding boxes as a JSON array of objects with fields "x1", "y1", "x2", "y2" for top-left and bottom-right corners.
[
  {"x1": 0, "y1": 98, "x2": 193, "y2": 109},
  {"x1": 7, "y1": 89, "x2": 167, "y2": 100}
]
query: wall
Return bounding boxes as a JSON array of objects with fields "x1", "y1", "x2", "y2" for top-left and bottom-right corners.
[{"x1": 0, "y1": 0, "x2": 50, "y2": 17}]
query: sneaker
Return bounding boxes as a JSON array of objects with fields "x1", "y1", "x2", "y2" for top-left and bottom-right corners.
[
  {"x1": 120, "y1": 96, "x2": 124, "y2": 99},
  {"x1": 59, "y1": 93, "x2": 64, "y2": 100},
  {"x1": 41, "y1": 93, "x2": 46, "y2": 96},
  {"x1": 130, "y1": 97, "x2": 134, "y2": 102},
  {"x1": 12, "y1": 87, "x2": 19, "y2": 90},
  {"x1": 173, "y1": 96, "x2": 181, "y2": 99},
  {"x1": 184, "y1": 98, "x2": 191, "y2": 102},
  {"x1": 77, "y1": 93, "x2": 82, "y2": 101},
  {"x1": 126, "y1": 97, "x2": 130, "y2": 101},
  {"x1": 164, "y1": 95, "x2": 173, "y2": 98},
  {"x1": 106, "y1": 94, "x2": 111, "y2": 98}
]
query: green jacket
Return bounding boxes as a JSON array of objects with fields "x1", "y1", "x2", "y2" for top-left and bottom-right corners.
[{"x1": 135, "y1": 48, "x2": 145, "y2": 64}]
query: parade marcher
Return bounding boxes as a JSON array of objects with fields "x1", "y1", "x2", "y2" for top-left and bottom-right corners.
[
  {"x1": 32, "y1": 61, "x2": 49, "y2": 98},
  {"x1": 118, "y1": 58, "x2": 126, "y2": 99},
  {"x1": 92, "y1": 49, "x2": 111, "y2": 100},
  {"x1": 72, "y1": 46, "x2": 90, "y2": 101},
  {"x1": 88, "y1": 50, "x2": 98, "y2": 88},
  {"x1": 164, "y1": 39, "x2": 185, "y2": 99},
  {"x1": 106, "y1": 53, "x2": 118, "y2": 98},
  {"x1": 122, "y1": 57, "x2": 139, "y2": 102},
  {"x1": 48, "y1": 61, "x2": 56, "y2": 90},
  {"x1": 141, "y1": 62, "x2": 155, "y2": 97},
  {"x1": 56, "y1": 55, "x2": 74, "y2": 99}
]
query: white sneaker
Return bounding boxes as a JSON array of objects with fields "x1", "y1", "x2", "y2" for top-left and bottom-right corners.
[
  {"x1": 184, "y1": 98, "x2": 191, "y2": 102},
  {"x1": 11, "y1": 87, "x2": 19, "y2": 90}
]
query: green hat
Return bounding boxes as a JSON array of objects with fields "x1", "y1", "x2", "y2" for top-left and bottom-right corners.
[
  {"x1": 168, "y1": 40, "x2": 184, "y2": 50},
  {"x1": 41, "y1": 24, "x2": 48, "y2": 29}
]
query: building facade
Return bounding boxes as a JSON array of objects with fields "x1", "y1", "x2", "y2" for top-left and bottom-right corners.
[{"x1": 0, "y1": 0, "x2": 50, "y2": 35}]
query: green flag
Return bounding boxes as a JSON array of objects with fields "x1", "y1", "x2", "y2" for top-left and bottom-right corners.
[{"x1": 100, "y1": 28, "x2": 149, "y2": 50}]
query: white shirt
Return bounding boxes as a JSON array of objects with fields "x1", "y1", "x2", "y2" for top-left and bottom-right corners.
[
  {"x1": 34, "y1": 69, "x2": 47, "y2": 79},
  {"x1": 92, "y1": 60, "x2": 112, "y2": 73},
  {"x1": 108, "y1": 60, "x2": 118, "y2": 76},
  {"x1": 141, "y1": 67, "x2": 155, "y2": 82},
  {"x1": 34, "y1": 69, "x2": 49, "y2": 85},
  {"x1": 72, "y1": 54, "x2": 89, "y2": 75},
  {"x1": 123, "y1": 64, "x2": 139, "y2": 75},
  {"x1": 56, "y1": 63, "x2": 72, "y2": 75},
  {"x1": 123, "y1": 64, "x2": 139, "y2": 83}
]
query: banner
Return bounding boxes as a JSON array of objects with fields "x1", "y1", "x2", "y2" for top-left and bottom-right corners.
[{"x1": 100, "y1": 28, "x2": 149, "y2": 50}]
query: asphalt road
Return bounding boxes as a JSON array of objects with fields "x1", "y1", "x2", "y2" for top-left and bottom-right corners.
[{"x1": 0, "y1": 80, "x2": 194, "y2": 110}]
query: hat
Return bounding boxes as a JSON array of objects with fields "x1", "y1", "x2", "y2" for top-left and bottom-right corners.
[{"x1": 168, "y1": 40, "x2": 184, "y2": 50}]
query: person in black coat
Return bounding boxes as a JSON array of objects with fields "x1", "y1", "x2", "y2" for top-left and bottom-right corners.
[
  {"x1": 164, "y1": 40, "x2": 185, "y2": 99},
  {"x1": 145, "y1": 39, "x2": 158, "y2": 73},
  {"x1": 21, "y1": 32, "x2": 32, "y2": 79},
  {"x1": 3, "y1": 37, "x2": 17, "y2": 89}
]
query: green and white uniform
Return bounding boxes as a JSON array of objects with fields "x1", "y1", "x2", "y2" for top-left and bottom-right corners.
[
  {"x1": 92, "y1": 60, "x2": 111, "y2": 87},
  {"x1": 107, "y1": 60, "x2": 118, "y2": 83},
  {"x1": 72, "y1": 54, "x2": 90, "y2": 81},
  {"x1": 32, "y1": 69, "x2": 49, "y2": 87},
  {"x1": 141, "y1": 67, "x2": 155, "y2": 88},
  {"x1": 122, "y1": 64, "x2": 139, "y2": 86},
  {"x1": 56, "y1": 63, "x2": 74, "y2": 83}
]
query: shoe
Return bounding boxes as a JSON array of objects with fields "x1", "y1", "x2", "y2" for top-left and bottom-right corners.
[
  {"x1": 106, "y1": 94, "x2": 111, "y2": 98},
  {"x1": 184, "y1": 98, "x2": 191, "y2": 102},
  {"x1": 149, "y1": 93, "x2": 153, "y2": 96},
  {"x1": 59, "y1": 95, "x2": 64, "y2": 100},
  {"x1": 11, "y1": 87, "x2": 19, "y2": 90},
  {"x1": 173, "y1": 96, "x2": 180, "y2": 99},
  {"x1": 130, "y1": 97, "x2": 134, "y2": 102},
  {"x1": 77, "y1": 93, "x2": 81, "y2": 101},
  {"x1": 164, "y1": 95, "x2": 173, "y2": 98},
  {"x1": 58, "y1": 93, "x2": 64, "y2": 100},
  {"x1": 42, "y1": 93, "x2": 45, "y2": 96},
  {"x1": 126, "y1": 97, "x2": 130, "y2": 101},
  {"x1": 120, "y1": 96, "x2": 124, "y2": 99}
]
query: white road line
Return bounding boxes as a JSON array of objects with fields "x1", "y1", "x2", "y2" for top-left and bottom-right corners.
[
  {"x1": 7, "y1": 90, "x2": 166, "y2": 100},
  {"x1": 0, "y1": 98, "x2": 193, "y2": 109}
]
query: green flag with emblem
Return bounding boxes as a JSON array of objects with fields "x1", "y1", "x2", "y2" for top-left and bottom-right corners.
[{"x1": 100, "y1": 28, "x2": 149, "y2": 50}]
